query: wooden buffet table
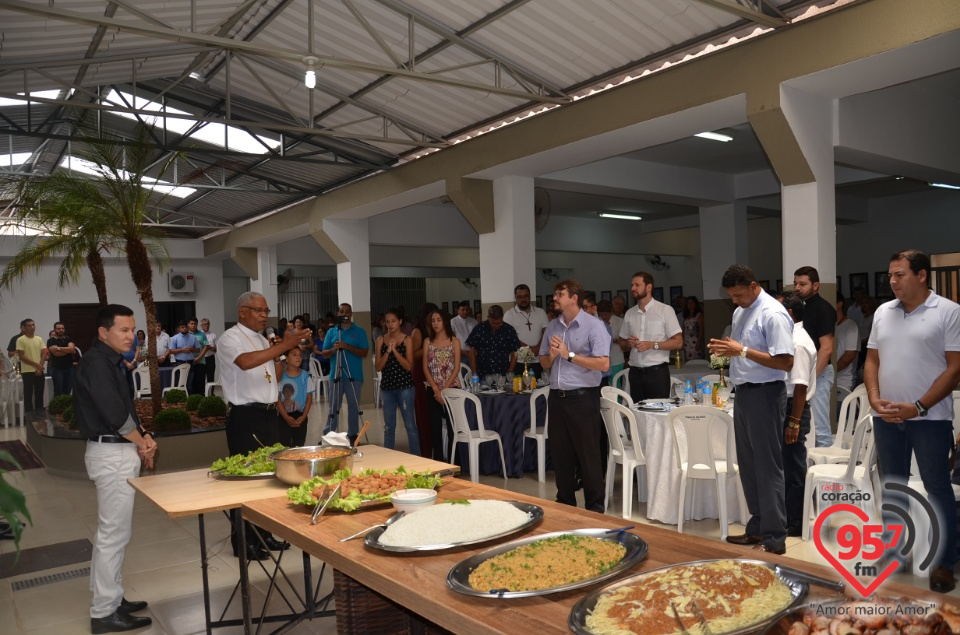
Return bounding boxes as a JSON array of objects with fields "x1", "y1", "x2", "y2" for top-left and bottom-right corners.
[
  {"x1": 130, "y1": 445, "x2": 458, "y2": 635},
  {"x1": 244, "y1": 478, "x2": 952, "y2": 635}
]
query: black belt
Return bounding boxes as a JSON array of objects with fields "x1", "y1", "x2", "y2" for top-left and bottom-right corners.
[
  {"x1": 88, "y1": 435, "x2": 131, "y2": 444},
  {"x1": 737, "y1": 380, "x2": 785, "y2": 388},
  {"x1": 230, "y1": 402, "x2": 277, "y2": 412},
  {"x1": 632, "y1": 362, "x2": 668, "y2": 373},
  {"x1": 552, "y1": 387, "x2": 593, "y2": 398}
]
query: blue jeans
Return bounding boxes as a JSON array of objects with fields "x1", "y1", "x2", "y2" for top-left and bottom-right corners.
[
  {"x1": 324, "y1": 379, "x2": 363, "y2": 438},
  {"x1": 381, "y1": 386, "x2": 419, "y2": 456},
  {"x1": 873, "y1": 417, "x2": 958, "y2": 569},
  {"x1": 50, "y1": 366, "x2": 74, "y2": 397},
  {"x1": 812, "y1": 364, "x2": 835, "y2": 447}
]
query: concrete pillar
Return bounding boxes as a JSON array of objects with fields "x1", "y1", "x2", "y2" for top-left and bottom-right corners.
[
  {"x1": 249, "y1": 246, "x2": 279, "y2": 328},
  {"x1": 699, "y1": 202, "x2": 748, "y2": 342},
  {"x1": 313, "y1": 218, "x2": 374, "y2": 405},
  {"x1": 478, "y1": 176, "x2": 536, "y2": 314}
]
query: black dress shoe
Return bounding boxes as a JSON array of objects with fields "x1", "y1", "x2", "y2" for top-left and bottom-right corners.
[
  {"x1": 930, "y1": 565, "x2": 956, "y2": 593},
  {"x1": 236, "y1": 543, "x2": 270, "y2": 561},
  {"x1": 91, "y1": 610, "x2": 152, "y2": 634},
  {"x1": 261, "y1": 535, "x2": 290, "y2": 551},
  {"x1": 726, "y1": 533, "x2": 763, "y2": 545},
  {"x1": 752, "y1": 543, "x2": 786, "y2": 555},
  {"x1": 118, "y1": 598, "x2": 148, "y2": 614}
]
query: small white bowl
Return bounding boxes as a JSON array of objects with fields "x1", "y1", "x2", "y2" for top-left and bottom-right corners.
[{"x1": 390, "y1": 488, "x2": 437, "y2": 514}]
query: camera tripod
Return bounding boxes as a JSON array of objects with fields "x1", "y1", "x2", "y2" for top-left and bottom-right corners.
[{"x1": 324, "y1": 325, "x2": 364, "y2": 444}]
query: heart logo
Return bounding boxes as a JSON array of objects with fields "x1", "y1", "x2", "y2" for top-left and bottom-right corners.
[{"x1": 813, "y1": 503, "x2": 899, "y2": 597}]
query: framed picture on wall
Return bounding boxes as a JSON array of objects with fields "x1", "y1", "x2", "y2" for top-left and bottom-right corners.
[
  {"x1": 450, "y1": 299, "x2": 460, "y2": 314},
  {"x1": 441, "y1": 301, "x2": 449, "y2": 313},
  {"x1": 875, "y1": 272, "x2": 893, "y2": 300},
  {"x1": 543, "y1": 295, "x2": 552, "y2": 309},
  {"x1": 652, "y1": 287, "x2": 664, "y2": 302},
  {"x1": 850, "y1": 272, "x2": 868, "y2": 296},
  {"x1": 669, "y1": 286, "x2": 683, "y2": 302},
  {"x1": 759, "y1": 280, "x2": 770, "y2": 291},
  {"x1": 837, "y1": 276, "x2": 842, "y2": 294},
  {"x1": 617, "y1": 289, "x2": 628, "y2": 302},
  {"x1": 601, "y1": 290, "x2": 612, "y2": 301},
  {"x1": 474, "y1": 299, "x2": 482, "y2": 316},
  {"x1": 776, "y1": 279, "x2": 783, "y2": 293}
]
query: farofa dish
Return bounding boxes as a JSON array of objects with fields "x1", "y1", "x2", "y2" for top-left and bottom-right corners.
[
  {"x1": 468, "y1": 534, "x2": 625, "y2": 592},
  {"x1": 586, "y1": 560, "x2": 794, "y2": 635}
]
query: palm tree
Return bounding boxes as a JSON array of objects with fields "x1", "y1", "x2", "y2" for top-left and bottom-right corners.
[{"x1": 4, "y1": 119, "x2": 177, "y2": 415}]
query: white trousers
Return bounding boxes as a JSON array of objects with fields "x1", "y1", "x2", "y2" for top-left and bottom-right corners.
[{"x1": 85, "y1": 441, "x2": 140, "y2": 618}]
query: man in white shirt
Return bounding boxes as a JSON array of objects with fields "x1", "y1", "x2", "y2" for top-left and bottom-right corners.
[
  {"x1": 778, "y1": 291, "x2": 817, "y2": 537},
  {"x1": 200, "y1": 318, "x2": 218, "y2": 385},
  {"x1": 451, "y1": 301, "x2": 478, "y2": 358},
  {"x1": 154, "y1": 322, "x2": 171, "y2": 366},
  {"x1": 619, "y1": 271, "x2": 682, "y2": 402},
  {"x1": 504, "y1": 284, "x2": 550, "y2": 374},
  {"x1": 834, "y1": 295, "x2": 859, "y2": 392}
]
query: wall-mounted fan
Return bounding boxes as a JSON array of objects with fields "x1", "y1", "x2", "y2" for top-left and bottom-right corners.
[
  {"x1": 459, "y1": 277, "x2": 479, "y2": 289},
  {"x1": 534, "y1": 187, "x2": 551, "y2": 233},
  {"x1": 540, "y1": 268, "x2": 560, "y2": 281},
  {"x1": 644, "y1": 255, "x2": 670, "y2": 271},
  {"x1": 277, "y1": 267, "x2": 295, "y2": 293}
]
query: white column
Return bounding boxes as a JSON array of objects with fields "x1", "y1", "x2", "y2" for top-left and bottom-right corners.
[
  {"x1": 249, "y1": 246, "x2": 278, "y2": 309},
  {"x1": 699, "y1": 202, "x2": 749, "y2": 301},
  {"x1": 322, "y1": 218, "x2": 371, "y2": 312},
  {"x1": 780, "y1": 85, "x2": 836, "y2": 281},
  {"x1": 478, "y1": 176, "x2": 536, "y2": 305}
]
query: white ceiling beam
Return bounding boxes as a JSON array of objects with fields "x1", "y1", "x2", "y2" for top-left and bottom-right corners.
[{"x1": 688, "y1": 0, "x2": 786, "y2": 28}]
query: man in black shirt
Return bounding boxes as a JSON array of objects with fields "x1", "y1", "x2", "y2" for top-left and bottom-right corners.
[
  {"x1": 6, "y1": 324, "x2": 24, "y2": 358},
  {"x1": 46, "y1": 321, "x2": 76, "y2": 397},
  {"x1": 74, "y1": 304, "x2": 157, "y2": 634},
  {"x1": 466, "y1": 305, "x2": 520, "y2": 377},
  {"x1": 794, "y1": 266, "x2": 837, "y2": 448}
]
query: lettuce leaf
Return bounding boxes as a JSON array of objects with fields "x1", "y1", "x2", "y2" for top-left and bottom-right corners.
[{"x1": 284, "y1": 467, "x2": 443, "y2": 511}]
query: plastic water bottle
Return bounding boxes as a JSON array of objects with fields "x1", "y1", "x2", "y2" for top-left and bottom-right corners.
[
  {"x1": 696, "y1": 376, "x2": 704, "y2": 402},
  {"x1": 703, "y1": 382, "x2": 713, "y2": 406},
  {"x1": 471, "y1": 372, "x2": 480, "y2": 395},
  {"x1": 683, "y1": 380, "x2": 694, "y2": 406}
]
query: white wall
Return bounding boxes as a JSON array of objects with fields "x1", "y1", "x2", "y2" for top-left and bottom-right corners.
[{"x1": 0, "y1": 238, "x2": 227, "y2": 333}]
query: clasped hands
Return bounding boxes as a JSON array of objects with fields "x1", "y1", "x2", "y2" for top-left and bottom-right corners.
[
  {"x1": 548, "y1": 335, "x2": 569, "y2": 359},
  {"x1": 872, "y1": 398, "x2": 919, "y2": 424},
  {"x1": 139, "y1": 435, "x2": 158, "y2": 469},
  {"x1": 707, "y1": 337, "x2": 742, "y2": 358}
]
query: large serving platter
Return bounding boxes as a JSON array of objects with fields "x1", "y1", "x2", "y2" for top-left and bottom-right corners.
[
  {"x1": 364, "y1": 501, "x2": 543, "y2": 553},
  {"x1": 569, "y1": 558, "x2": 807, "y2": 635},
  {"x1": 447, "y1": 527, "x2": 647, "y2": 599},
  {"x1": 208, "y1": 469, "x2": 275, "y2": 481}
]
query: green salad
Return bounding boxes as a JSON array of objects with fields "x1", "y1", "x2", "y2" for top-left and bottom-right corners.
[
  {"x1": 210, "y1": 443, "x2": 286, "y2": 476},
  {"x1": 286, "y1": 466, "x2": 443, "y2": 512}
]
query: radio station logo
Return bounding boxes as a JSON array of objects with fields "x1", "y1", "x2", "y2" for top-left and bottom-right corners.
[{"x1": 811, "y1": 481, "x2": 941, "y2": 597}]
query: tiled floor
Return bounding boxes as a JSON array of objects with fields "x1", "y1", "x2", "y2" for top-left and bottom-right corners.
[{"x1": 1, "y1": 401, "x2": 956, "y2": 634}]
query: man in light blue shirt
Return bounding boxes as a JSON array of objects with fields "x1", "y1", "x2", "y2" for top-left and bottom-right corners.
[
  {"x1": 321, "y1": 303, "x2": 369, "y2": 444},
  {"x1": 539, "y1": 279, "x2": 610, "y2": 513},
  {"x1": 169, "y1": 321, "x2": 199, "y2": 366},
  {"x1": 708, "y1": 264, "x2": 794, "y2": 555}
]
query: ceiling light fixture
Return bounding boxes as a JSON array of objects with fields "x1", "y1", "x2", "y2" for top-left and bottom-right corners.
[
  {"x1": 929, "y1": 182, "x2": 960, "y2": 190},
  {"x1": 303, "y1": 56, "x2": 318, "y2": 89},
  {"x1": 598, "y1": 212, "x2": 642, "y2": 221},
  {"x1": 694, "y1": 131, "x2": 733, "y2": 142}
]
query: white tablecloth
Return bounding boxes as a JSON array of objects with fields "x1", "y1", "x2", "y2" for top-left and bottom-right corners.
[{"x1": 633, "y1": 406, "x2": 744, "y2": 525}]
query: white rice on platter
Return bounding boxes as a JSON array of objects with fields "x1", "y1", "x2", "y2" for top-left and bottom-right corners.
[{"x1": 378, "y1": 500, "x2": 531, "y2": 547}]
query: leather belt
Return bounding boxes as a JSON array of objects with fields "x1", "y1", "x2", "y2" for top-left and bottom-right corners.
[
  {"x1": 738, "y1": 380, "x2": 785, "y2": 389},
  {"x1": 88, "y1": 435, "x2": 131, "y2": 444},
  {"x1": 552, "y1": 388, "x2": 592, "y2": 398},
  {"x1": 633, "y1": 362, "x2": 668, "y2": 373},
  {"x1": 231, "y1": 402, "x2": 277, "y2": 412}
]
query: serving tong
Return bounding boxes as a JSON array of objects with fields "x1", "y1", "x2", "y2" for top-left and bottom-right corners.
[
  {"x1": 339, "y1": 511, "x2": 405, "y2": 542},
  {"x1": 310, "y1": 483, "x2": 342, "y2": 525},
  {"x1": 669, "y1": 599, "x2": 713, "y2": 635}
]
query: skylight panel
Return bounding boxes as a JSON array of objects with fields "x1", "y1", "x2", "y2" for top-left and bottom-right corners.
[
  {"x1": 59, "y1": 156, "x2": 196, "y2": 199},
  {"x1": 0, "y1": 90, "x2": 62, "y2": 107}
]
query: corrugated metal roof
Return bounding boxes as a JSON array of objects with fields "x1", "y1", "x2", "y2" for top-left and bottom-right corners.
[{"x1": 0, "y1": 0, "x2": 803, "y2": 238}]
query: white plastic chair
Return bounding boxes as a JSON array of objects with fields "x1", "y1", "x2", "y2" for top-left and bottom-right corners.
[
  {"x1": 372, "y1": 370, "x2": 382, "y2": 408},
  {"x1": 600, "y1": 397, "x2": 647, "y2": 519},
  {"x1": 611, "y1": 368, "x2": 630, "y2": 394},
  {"x1": 442, "y1": 388, "x2": 507, "y2": 482},
  {"x1": 308, "y1": 356, "x2": 328, "y2": 402},
  {"x1": 684, "y1": 359, "x2": 710, "y2": 367},
  {"x1": 807, "y1": 384, "x2": 869, "y2": 465},
  {"x1": 133, "y1": 366, "x2": 152, "y2": 400},
  {"x1": 600, "y1": 385, "x2": 634, "y2": 408},
  {"x1": 458, "y1": 363, "x2": 472, "y2": 388},
  {"x1": 0, "y1": 374, "x2": 24, "y2": 428},
  {"x1": 522, "y1": 387, "x2": 550, "y2": 482},
  {"x1": 668, "y1": 405, "x2": 747, "y2": 539},
  {"x1": 801, "y1": 414, "x2": 878, "y2": 541},
  {"x1": 204, "y1": 359, "x2": 222, "y2": 397},
  {"x1": 162, "y1": 363, "x2": 190, "y2": 398},
  {"x1": 701, "y1": 374, "x2": 721, "y2": 385}
]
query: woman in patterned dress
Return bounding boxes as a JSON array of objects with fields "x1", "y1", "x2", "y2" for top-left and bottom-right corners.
[
  {"x1": 423, "y1": 309, "x2": 461, "y2": 462},
  {"x1": 683, "y1": 296, "x2": 705, "y2": 360}
]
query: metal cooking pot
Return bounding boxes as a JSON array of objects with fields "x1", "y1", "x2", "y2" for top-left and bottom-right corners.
[{"x1": 272, "y1": 445, "x2": 355, "y2": 485}]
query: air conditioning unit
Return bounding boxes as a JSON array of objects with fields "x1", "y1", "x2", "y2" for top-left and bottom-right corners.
[{"x1": 168, "y1": 272, "x2": 195, "y2": 293}]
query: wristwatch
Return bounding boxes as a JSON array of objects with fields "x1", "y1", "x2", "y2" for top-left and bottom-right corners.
[
  {"x1": 653, "y1": 342, "x2": 660, "y2": 350},
  {"x1": 740, "y1": 346, "x2": 749, "y2": 359},
  {"x1": 567, "y1": 351, "x2": 576, "y2": 362},
  {"x1": 915, "y1": 400, "x2": 928, "y2": 417}
]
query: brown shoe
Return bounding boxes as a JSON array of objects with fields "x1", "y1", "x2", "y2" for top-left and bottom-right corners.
[
  {"x1": 726, "y1": 533, "x2": 763, "y2": 546},
  {"x1": 752, "y1": 543, "x2": 786, "y2": 555},
  {"x1": 930, "y1": 565, "x2": 956, "y2": 593}
]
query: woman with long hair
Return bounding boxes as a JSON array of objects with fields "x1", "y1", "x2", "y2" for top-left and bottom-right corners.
[
  {"x1": 423, "y1": 309, "x2": 460, "y2": 462},
  {"x1": 374, "y1": 309, "x2": 420, "y2": 455},
  {"x1": 682, "y1": 295, "x2": 705, "y2": 360},
  {"x1": 409, "y1": 302, "x2": 439, "y2": 457}
]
